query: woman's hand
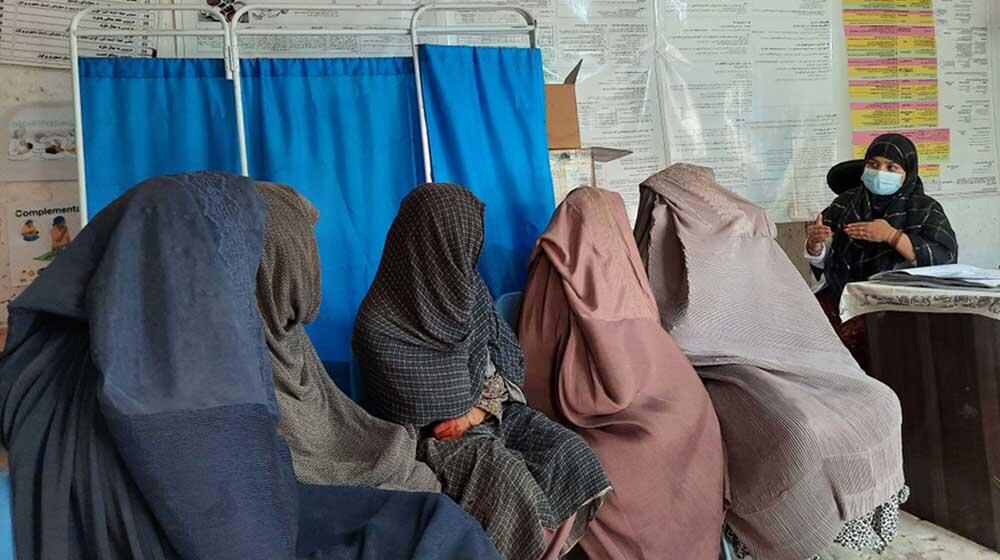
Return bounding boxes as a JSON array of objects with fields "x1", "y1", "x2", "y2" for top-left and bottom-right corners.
[
  {"x1": 806, "y1": 214, "x2": 832, "y2": 256},
  {"x1": 843, "y1": 219, "x2": 896, "y2": 243},
  {"x1": 432, "y1": 408, "x2": 489, "y2": 441}
]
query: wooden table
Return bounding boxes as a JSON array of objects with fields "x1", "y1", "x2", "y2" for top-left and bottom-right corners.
[{"x1": 844, "y1": 282, "x2": 1000, "y2": 551}]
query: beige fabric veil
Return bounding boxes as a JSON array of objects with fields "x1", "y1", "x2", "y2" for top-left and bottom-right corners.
[
  {"x1": 633, "y1": 165, "x2": 905, "y2": 560},
  {"x1": 520, "y1": 187, "x2": 726, "y2": 560}
]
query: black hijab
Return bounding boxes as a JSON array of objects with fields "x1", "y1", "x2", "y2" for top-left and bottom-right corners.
[
  {"x1": 864, "y1": 133, "x2": 920, "y2": 216},
  {"x1": 353, "y1": 183, "x2": 525, "y2": 427},
  {"x1": 820, "y1": 134, "x2": 958, "y2": 299}
]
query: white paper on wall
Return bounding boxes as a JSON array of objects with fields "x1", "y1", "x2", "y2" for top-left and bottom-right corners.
[
  {"x1": 0, "y1": 0, "x2": 158, "y2": 68},
  {"x1": 0, "y1": 101, "x2": 76, "y2": 183},
  {"x1": 107, "y1": 0, "x2": 1000, "y2": 225},
  {"x1": 6, "y1": 199, "x2": 80, "y2": 287}
]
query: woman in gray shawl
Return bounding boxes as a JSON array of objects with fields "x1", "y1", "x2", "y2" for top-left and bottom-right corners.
[
  {"x1": 633, "y1": 164, "x2": 908, "y2": 560},
  {"x1": 255, "y1": 181, "x2": 440, "y2": 492},
  {"x1": 353, "y1": 183, "x2": 611, "y2": 560}
]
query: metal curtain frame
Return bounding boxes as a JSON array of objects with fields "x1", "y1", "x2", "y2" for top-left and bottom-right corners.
[
  {"x1": 70, "y1": 3, "x2": 537, "y2": 223},
  {"x1": 69, "y1": 6, "x2": 233, "y2": 225},
  {"x1": 228, "y1": 4, "x2": 422, "y2": 178},
  {"x1": 229, "y1": 3, "x2": 537, "y2": 183},
  {"x1": 409, "y1": 4, "x2": 536, "y2": 181}
]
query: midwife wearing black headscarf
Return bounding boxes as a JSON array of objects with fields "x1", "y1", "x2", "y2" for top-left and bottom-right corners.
[{"x1": 806, "y1": 133, "x2": 958, "y2": 369}]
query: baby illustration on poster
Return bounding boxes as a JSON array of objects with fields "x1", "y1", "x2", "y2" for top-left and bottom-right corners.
[{"x1": 7, "y1": 202, "x2": 81, "y2": 287}]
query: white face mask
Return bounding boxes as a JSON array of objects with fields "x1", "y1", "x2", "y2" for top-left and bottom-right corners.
[{"x1": 861, "y1": 167, "x2": 903, "y2": 196}]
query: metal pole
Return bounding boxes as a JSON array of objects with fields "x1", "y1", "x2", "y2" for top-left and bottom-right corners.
[
  {"x1": 228, "y1": 3, "x2": 445, "y2": 179},
  {"x1": 69, "y1": 12, "x2": 88, "y2": 224},
  {"x1": 228, "y1": 24, "x2": 249, "y2": 175},
  {"x1": 410, "y1": 4, "x2": 539, "y2": 183},
  {"x1": 410, "y1": 9, "x2": 433, "y2": 183},
  {"x1": 69, "y1": 6, "x2": 230, "y2": 223}
]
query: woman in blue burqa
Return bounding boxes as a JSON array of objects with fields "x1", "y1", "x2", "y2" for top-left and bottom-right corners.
[{"x1": 0, "y1": 171, "x2": 499, "y2": 560}]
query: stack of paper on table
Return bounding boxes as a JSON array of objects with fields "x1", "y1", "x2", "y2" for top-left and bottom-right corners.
[{"x1": 871, "y1": 264, "x2": 1000, "y2": 290}]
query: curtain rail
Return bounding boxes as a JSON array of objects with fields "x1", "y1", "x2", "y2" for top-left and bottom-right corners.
[{"x1": 70, "y1": 3, "x2": 537, "y2": 224}]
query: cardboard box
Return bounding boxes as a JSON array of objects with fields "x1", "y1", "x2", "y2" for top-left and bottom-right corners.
[
  {"x1": 549, "y1": 147, "x2": 634, "y2": 204},
  {"x1": 545, "y1": 61, "x2": 583, "y2": 150},
  {"x1": 545, "y1": 61, "x2": 633, "y2": 198}
]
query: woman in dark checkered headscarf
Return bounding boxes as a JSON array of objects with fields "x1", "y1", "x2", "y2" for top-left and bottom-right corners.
[
  {"x1": 354, "y1": 183, "x2": 610, "y2": 560},
  {"x1": 807, "y1": 133, "x2": 958, "y2": 368}
]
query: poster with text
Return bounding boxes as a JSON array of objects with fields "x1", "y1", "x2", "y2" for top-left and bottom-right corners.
[
  {"x1": 7, "y1": 201, "x2": 80, "y2": 286},
  {"x1": 0, "y1": 0, "x2": 157, "y2": 68},
  {"x1": 0, "y1": 101, "x2": 77, "y2": 182}
]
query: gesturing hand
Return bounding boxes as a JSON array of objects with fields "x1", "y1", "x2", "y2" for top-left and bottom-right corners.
[
  {"x1": 843, "y1": 219, "x2": 895, "y2": 244},
  {"x1": 806, "y1": 214, "x2": 832, "y2": 256}
]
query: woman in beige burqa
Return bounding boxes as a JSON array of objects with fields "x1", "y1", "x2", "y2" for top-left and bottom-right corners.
[{"x1": 633, "y1": 164, "x2": 908, "y2": 560}]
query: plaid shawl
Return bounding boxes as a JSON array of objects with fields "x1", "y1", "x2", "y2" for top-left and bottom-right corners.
[
  {"x1": 354, "y1": 183, "x2": 515, "y2": 425},
  {"x1": 820, "y1": 134, "x2": 958, "y2": 299},
  {"x1": 354, "y1": 183, "x2": 610, "y2": 559}
]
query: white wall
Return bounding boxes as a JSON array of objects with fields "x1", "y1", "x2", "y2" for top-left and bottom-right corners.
[
  {"x1": 948, "y1": 5, "x2": 1000, "y2": 269},
  {"x1": 0, "y1": 66, "x2": 76, "y2": 325},
  {"x1": 940, "y1": 197, "x2": 1000, "y2": 268}
]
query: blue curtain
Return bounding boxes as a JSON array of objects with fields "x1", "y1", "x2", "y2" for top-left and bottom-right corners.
[
  {"x1": 239, "y1": 58, "x2": 425, "y2": 393},
  {"x1": 79, "y1": 49, "x2": 553, "y2": 397},
  {"x1": 79, "y1": 59, "x2": 242, "y2": 215},
  {"x1": 419, "y1": 45, "x2": 555, "y2": 295}
]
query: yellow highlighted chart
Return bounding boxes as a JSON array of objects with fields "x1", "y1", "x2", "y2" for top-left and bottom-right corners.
[
  {"x1": 847, "y1": 58, "x2": 937, "y2": 80},
  {"x1": 844, "y1": 1, "x2": 949, "y2": 169},
  {"x1": 842, "y1": 0, "x2": 931, "y2": 9},
  {"x1": 843, "y1": 9, "x2": 934, "y2": 26},
  {"x1": 850, "y1": 102, "x2": 938, "y2": 129},
  {"x1": 848, "y1": 80, "x2": 937, "y2": 102},
  {"x1": 852, "y1": 129, "x2": 950, "y2": 163}
]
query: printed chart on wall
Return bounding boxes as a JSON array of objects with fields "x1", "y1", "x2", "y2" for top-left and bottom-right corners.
[
  {"x1": 174, "y1": 0, "x2": 426, "y2": 58},
  {"x1": 844, "y1": 0, "x2": 999, "y2": 200},
  {"x1": 7, "y1": 201, "x2": 80, "y2": 287},
  {"x1": 436, "y1": 0, "x2": 664, "y2": 221},
  {"x1": 656, "y1": 0, "x2": 844, "y2": 223},
  {"x1": 454, "y1": 1, "x2": 845, "y2": 222},
  {"x1": 0, "y1": 0, "x2": 157, "y2": 68},
  {"x1": 174, "y1": 0, "x2": 663, "y2": 220}
]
